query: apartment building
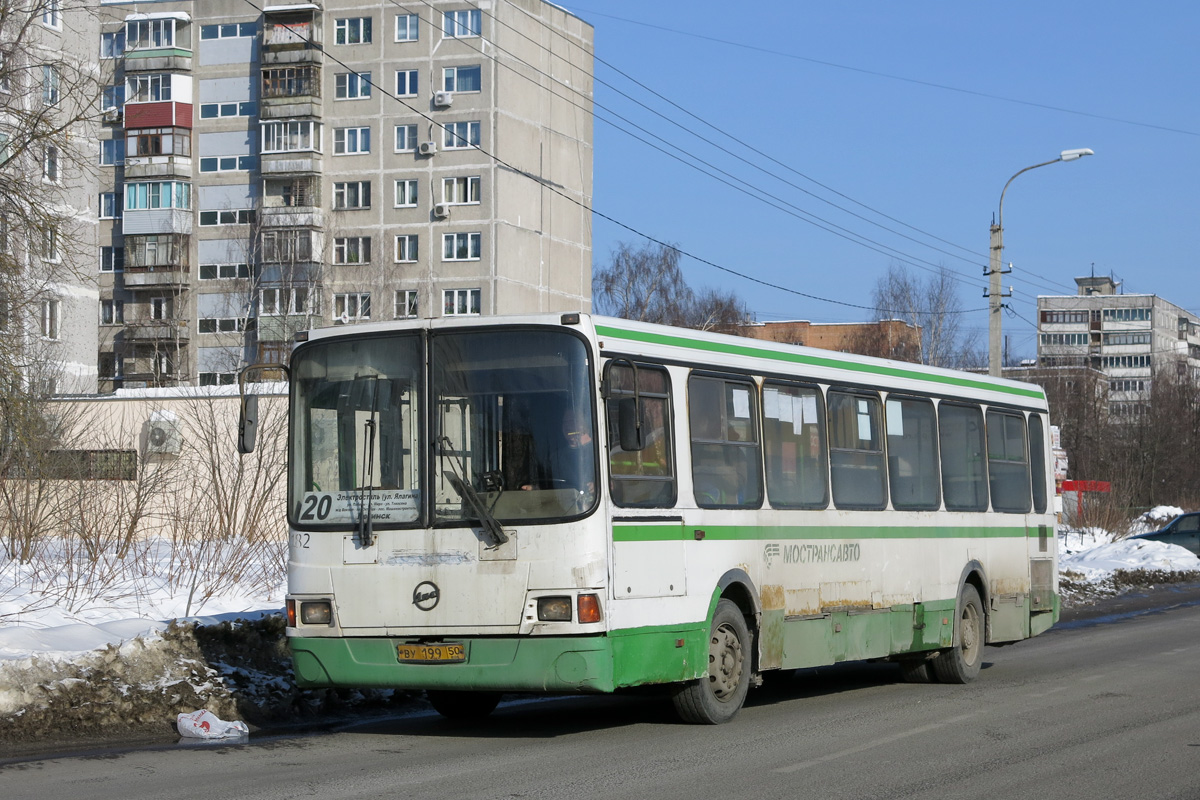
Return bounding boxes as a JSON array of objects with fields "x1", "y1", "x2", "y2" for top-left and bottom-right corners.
[
  {"x1": 1037, "y1": 276, "x2": 1200, "y2": 416},
  {"x1": 91, "y1": 0, "x2": 593, "y2": 390},
  {"x1": 0, "y1": 1, "x2": 102, "y2": 395}
]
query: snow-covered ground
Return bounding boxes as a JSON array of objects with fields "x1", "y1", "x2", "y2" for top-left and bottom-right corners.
[{"x1": 1, "y1": 507, "x2": 1197, "y2": 752}]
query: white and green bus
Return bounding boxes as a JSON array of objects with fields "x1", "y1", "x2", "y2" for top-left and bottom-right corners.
[{"x1": 245, "y1": 313, "x2": 1058, "y2": 724}]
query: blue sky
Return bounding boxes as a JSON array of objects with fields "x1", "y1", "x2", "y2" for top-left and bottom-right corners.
[{"x1": 556, "y1": 1, "x2": 1199, "y2": 359}]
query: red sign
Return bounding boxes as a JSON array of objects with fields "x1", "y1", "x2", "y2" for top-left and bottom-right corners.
[{"x1": 1060, "y1": 480, "x2": 1111, "y2": 493}]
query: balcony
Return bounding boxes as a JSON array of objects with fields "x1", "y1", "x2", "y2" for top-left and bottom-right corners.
[
  {"x1": 122, "y1": 265, "x2": 189, "y2": 290},
  {"x1": 125, "y1": 319, "x2": 190, "y2": 342},
  {"x1": 257, "y1": 313, "x2": 317, "y2": 342},
  {"x1": 123, "y1": 48, "x2": 193, "y2": 72},
  {"x1": 123, "y1": 208, "x2": 193, "y2": 236},
  {"x1": 123, "y1": 155, "x2": 193, "y2": 180},
  {"x1": 260, "y1": 206, "x2": 324, "y2": 228},
  {"x1": 261, "y1": 152, "x2": 322, "y2": 175},
  {"x1": 262, "y1": 18, "x2": 323, "y2": 65}
]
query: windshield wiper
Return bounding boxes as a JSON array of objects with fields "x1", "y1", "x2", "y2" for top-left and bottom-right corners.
[
  {"x1": 438, "y1": 435, "x2": 508, "y2": 547},
  {"x1": 357, "y1": 376, "x2": 380, "y2": 547}
]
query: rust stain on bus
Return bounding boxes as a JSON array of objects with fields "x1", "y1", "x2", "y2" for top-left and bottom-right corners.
[{"x1": 761, "y1": 584, "x2": 785, "y2": 610}]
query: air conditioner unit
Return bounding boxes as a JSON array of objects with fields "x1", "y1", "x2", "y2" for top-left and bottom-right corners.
[
  {"x1": 418, "y1": 141, "x2": 438, "y2": 157},
  {"x1": 433, "y1": 202, "x2": 451, "y2": 219},
  {"x1": 433, "y1": 90, "x2": 453, "y2": 108},
  {"x1": 102, "y1": 108, "x2": 122, "y2": 123},
  {"x1": 145, "y1": 416, "x2": 182, "y2": 454}
]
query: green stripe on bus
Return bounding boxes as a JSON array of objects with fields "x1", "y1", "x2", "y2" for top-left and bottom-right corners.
[
  {"x1": 612, "y1": 524, "x2": 1033, "y2": 542},
  {"x1": 595, "y1": 324, "x2": 1046, "y2": 400}
]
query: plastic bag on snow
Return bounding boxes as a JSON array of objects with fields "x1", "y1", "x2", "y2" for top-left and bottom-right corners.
[{"x1": 176, "y1": 709, "x2": 250, "y2": 740}]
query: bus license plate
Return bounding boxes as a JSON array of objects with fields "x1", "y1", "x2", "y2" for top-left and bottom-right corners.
[{"x1": 397, "y1": 642, "x2": 466, "y2": 663}]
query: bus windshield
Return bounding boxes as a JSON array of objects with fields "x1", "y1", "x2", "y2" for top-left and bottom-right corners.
[
  {"x1": 288, "y1": 327, "x2": 597, "y2": 530},
  {"x1": 290, "y1": 335, "x2": 423, "y2": 528},
  {"x1": 433, "y1": 329, "x2": 597, "y2": 525}
]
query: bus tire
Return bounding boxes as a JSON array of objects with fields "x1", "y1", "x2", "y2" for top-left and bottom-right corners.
[
  {"x1": 931, "y1": 583, "x2": 984, "y2": 684},
  {"x1": 671, "y1": 599, "x2": 751, "y2": 724},
  {"x1": 427, "y1": 690, "x2": 502, "y2": 720},
  {"x1": 897, "y1": 658, "x2": 934, "y2": 683}
]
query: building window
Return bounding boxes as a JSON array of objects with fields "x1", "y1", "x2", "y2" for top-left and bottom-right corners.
[
  {"x1": 126, "y1": 19, "x2": 176, "y2": 50},
  {"x1": 1102, "y1": 307, "x2": 1152, "y2": 323},
  {"x1": 443, "y1": 121, "x2": 480, "y2": 149},
  {"x1": 1102, "y1": 332, "x2": 1152, "y2": 346},
  {"x1": 262, "y1": 65, "x2": 320, "y2": 98},
  {"x1": 42, "y1": 145, "x2": 59, "y2": 182},
  {"x1": 442, "y1": 232, "x2": 481, "y2": 261},
  {"x1": 100, "y1": 299, "x2": 124, "y2": 325},
  {"x1": 443, "y1": 9, "x2": 481, "y2": 38},
  {"x1": 443, "y1": 65, "x2": 481, "y2": 93},
  {"x1": 394, "y1": 234, "x2": 418, "y2": 263},
  {"x1": 442, "y1": 288, "x2": 480, "y2": 316},
  {"x1": 395, "y1": 14, "x2": 419, "y2": 41},
  {"x1": 1109, "y1": 379, "x2": 1149, "y2": 393},
  {"x1": 261, "y1": 287, "x2": 311, "y2": 316},
  {"x1": 130, "y1": 127, "x2": 191, "y2": 158},
  {"x1": 334, "y1": 17, "x2": 372, "y2": 45},
  {"x1": 100, "y1": 30, "x2": 126, "y2": 57},
  {"x1": 198, "y1": 317, "x2": 248, "y2": 333},
  {"x1": 41, "y1": 299, "x2": 61, "y2": 339},
  {"x1": 1039, "y1": 333, "x2": 1089, "y2": 347},
  {"x1": 41, "y1": 228, "x2": 60, "y2": 262},
  {"x1": 199, "y1": 155, "x2": 257, "y2": 173},
  {"x1": 124, "y1": 181, "x2": 191, "y2": 210},
  {"x1": 335, "y1": 72, "x2": 371, "y2": 100},
  {"x1": 333, "y1": 181, "x2": 371, "y2": 210},
  {"x1": 150, "y1": 297, "x2": 169, "y2": 320},
  {"x1": 199, "y1": 263, "x2": 250, "y2": 280},
  {"x1": 394, "y1": 179, "x2": 418, "y2": 207},
  {"x1": 1040, "y1": 310, "x2": 1088, "y2": 325},
  {"x1": 199, "y1": 101, "x2": 257, "y2": 119},
  {"x1": 200, "y1": 22, "x2": 257, "y2": 39},
  {"x1": 42, "y1": 0, "x2": 62, "y2": 30},
  {"x1": 334, "y1": 292, "x2": 371, "y2": 324},
  {"x1": 100, "y1": 139, "x2": 125, "y2": 166},
  {"x1": 395, "y1": 69, "x2": 418, "y2": 97},
  {"x1": 395, "y1": 290, "x2": 418, "y2": 319},
  {"x1": 261, "y1": 229, "x2": 314, "y2": 262},
  {"x1": 42, "y1": 65, "x2": 60, "y2": 105},
  {"x1": 394, "y1": 124, "x2": 418, "y2": 152},
  {"x1": 100, "y1": 245, "x2": 124, "y2": 273},
  {"x1": 199, "y1": 372, "x2": 237, "y2": 387},
  {"x1": 199, "y1": 209, "x2": 256, "y2": 226},
  {"x1": 442, "y1": 176, "x2": 480, "y2": 205},
  {"x1": 333, "y1": 236, "x2": 371, "y2": 265},
  {"x1": 102, "y1": 84, "x2": 125, "y2": 110},
  {"x1": 333, "y1": 126, "x2": 370, "y2": 155},
  {"x1": 261, "y1": 120, "x2": 321, "y2": 153},
  {"x1": 127, "y1": 234, "x2": 185, "y2": 268},
  {"x1": 99, "y1": 192, "x2": 122, "y2": 219},
  {"x1": 127, "y1": 73, "x2": 171, "y2": 102}
]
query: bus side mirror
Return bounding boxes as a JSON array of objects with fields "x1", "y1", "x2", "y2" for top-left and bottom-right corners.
[
  {"x1": 618, "y1": 398, "x2": 645, "y2": 452},
  {"x1": 238, "y1": 394, "x2": 258, "y2": 454}
]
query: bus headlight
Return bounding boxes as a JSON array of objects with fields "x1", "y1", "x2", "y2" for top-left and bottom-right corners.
[
  {"x1": 537, "y1": 596, "x2": 572, "y2": 621},
  {"x1": 300, "y1": 601, "x2": 333, "y2": 625}
]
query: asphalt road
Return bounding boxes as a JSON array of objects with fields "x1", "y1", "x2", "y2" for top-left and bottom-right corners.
[{"x1": 4, "y1": 586, "x2": 1200, "y2": 800}]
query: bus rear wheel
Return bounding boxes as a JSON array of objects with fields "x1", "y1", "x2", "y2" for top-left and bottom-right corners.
[
  {"x1": 931, "y1": 583, "x2": 984, "y2": 684},
  {"x1": 427, "y1": 690, "x2": 502, "y2": 720},
  {"x1": 671, "y1": 599, "x2": 752, "y2": 724}
]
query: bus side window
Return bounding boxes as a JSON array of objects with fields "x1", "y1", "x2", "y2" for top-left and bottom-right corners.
[
  {"x1": 689, "y1": 375, "x2": 763, "y2": 509},
  {"x1": 885, "y1": 395, "x2": 940, "y2": 511},
  {"x1": 604, "y1": 363, "x2": 676, "y2": 507},
  {"x1": 939, "y1": 403, "x2": 988, "y2": 512},
  {"x1": 1028, "y1": 413, "x2": 1048, "y2": 514},
  {"x1": 986, "y1": 410, "x2": 1031, "y2": 513},
  {"x1": 762, "y1": 382, "x2": 828, "y2": 509},
  {"x1": 827, "y1": 390, "x2": 887, "y2": 510}
]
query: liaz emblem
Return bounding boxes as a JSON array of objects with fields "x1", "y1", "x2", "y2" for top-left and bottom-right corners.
[{"x1": 413, "y1": 581, "x2": 440, "y2": 611}]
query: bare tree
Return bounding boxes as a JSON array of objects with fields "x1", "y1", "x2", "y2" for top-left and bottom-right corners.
[
  {"x1": 870, "y1": 263, "x2": 979, "y2": 368},
  {"x1": 594, "y1": 241, "x2": 752, "y2": 331}
]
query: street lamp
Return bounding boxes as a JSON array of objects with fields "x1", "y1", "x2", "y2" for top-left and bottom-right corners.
[{"x1": 988, "y1": 148, "x2": 1094, "y2": 376}]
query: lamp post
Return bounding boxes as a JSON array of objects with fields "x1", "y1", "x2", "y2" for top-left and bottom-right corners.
[{"x1": 988, "y1": 148, "x2": 1094, "y2": 376}]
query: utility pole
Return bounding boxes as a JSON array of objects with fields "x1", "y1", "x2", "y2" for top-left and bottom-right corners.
[{"x1": 987, "y1": 149, "x2": 1094, "y2": 377}]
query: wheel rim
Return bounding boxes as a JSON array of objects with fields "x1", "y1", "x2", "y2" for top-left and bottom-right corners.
[
  {"x1": 708, "y1": 622, "x2": 744, "y2": 701},
  {"x1": 960, "y1": 601, "x2": 981, "y2": 665}
]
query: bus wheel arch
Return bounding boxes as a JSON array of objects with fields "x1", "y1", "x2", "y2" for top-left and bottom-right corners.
[{"x1": 930, "y1": 580, "x2": 986, "y2": 684}]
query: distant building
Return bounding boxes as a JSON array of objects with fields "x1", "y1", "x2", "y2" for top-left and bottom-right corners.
[
  {"x1": 1036, "y1": 276, "x2": 1200, "y2": 416},
  {"x1": 737, "y1": 319, "x2": 922, "y2": 361}
]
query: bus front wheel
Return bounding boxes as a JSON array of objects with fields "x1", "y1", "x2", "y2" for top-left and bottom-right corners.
[
  {"x1": 671, "y1": 599, "x2": 752, "y2": 724},
  {"x1": 931, "y1": 583, "x2": 984, "y2": 684}
]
